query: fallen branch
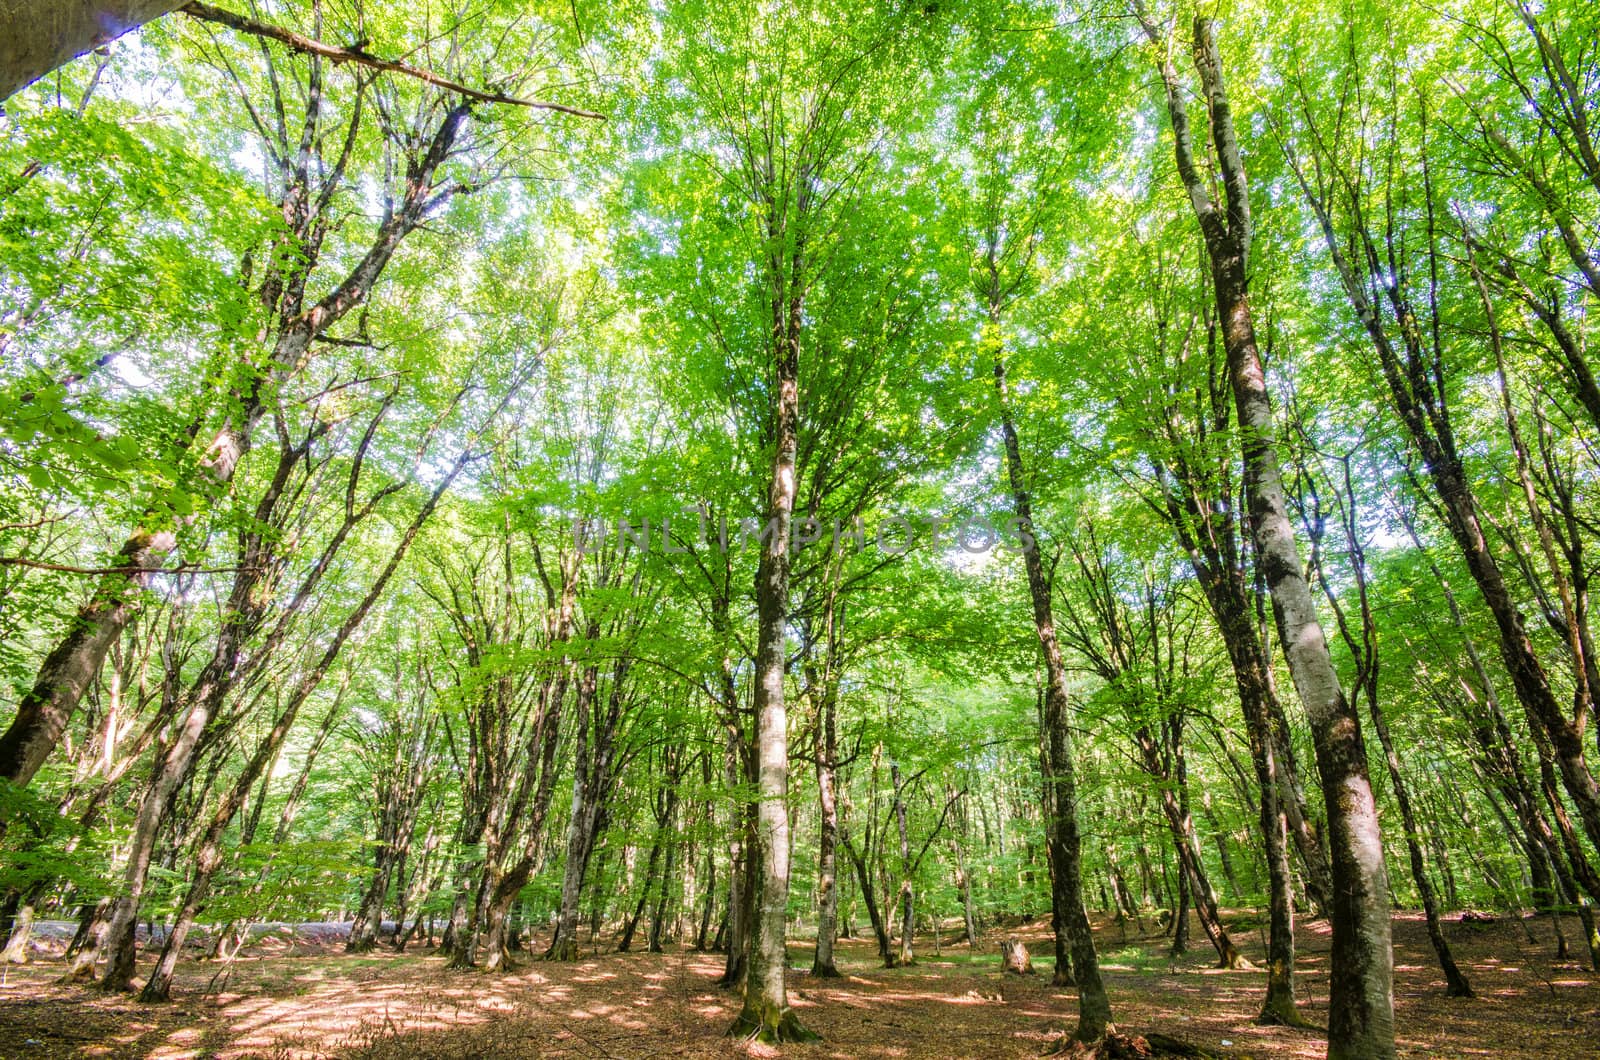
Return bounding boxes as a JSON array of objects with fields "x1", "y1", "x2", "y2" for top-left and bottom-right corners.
[{"x1": 180, "y1": 2, "x2": 606, "y2": 119}]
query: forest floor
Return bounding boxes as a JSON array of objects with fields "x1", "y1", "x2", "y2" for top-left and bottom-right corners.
[{"x1": 0, "y1": 910, "x2": 1594, "y2": 1059}]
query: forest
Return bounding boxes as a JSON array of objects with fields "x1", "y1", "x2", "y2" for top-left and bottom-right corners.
[{"x1": 0, "y1": 0, "x2": 1597, "y2": 1057}]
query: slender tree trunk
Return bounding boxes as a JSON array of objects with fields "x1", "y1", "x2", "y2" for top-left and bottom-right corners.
[
  {"x1": 990, "y1": 286, "x2": 1111, "y2": 1040},
  {"x1": 548, "y1": 668, "x2": 603, "y2": 963},
  {"x1": 696, "y1": 827, "x2": 716, "y2": 951},
  {"x1": 844, "y1": 835, "x2": 891, "y2": 965},
  {"x1": 718, "y1": 726, "x2": 752, "y2": 985},
  {"x1": 623, "y1": 823, "x2": 664, "y2": 953},
  {"x1": 812, "y1": 682, "x2": 842, "y2": 976},
  {"x1": 892, "y1": 761, "x2": 915, "y2": 968},
  {"x1": 100, "y1": 684, "x2": 221, "y2": 989},
  {"x1": 1161, "y1": 781, "x2": 1245, "y2": 968},
  {"x1": 1170, "y1": 858, "x2": 1191, "y2": 957},
  {"x1": 650, "y1": 824, "x2": 677, "y2": 954},
  {"x1": 348, "y1": 838, "x2": 397, "y2": 954},
  {"x1": 99, "y1": 454, "x2": 297, "y2": 988},
  {"x1": 1367, "y1": 695, "x2": 1472, "y2": 995},
  {"x1": 954, "y1": 792, "x2": 979, "y2": 948},
  {"x1": 1136, "y1": 727, "x2": 1247, "y2": 969}
]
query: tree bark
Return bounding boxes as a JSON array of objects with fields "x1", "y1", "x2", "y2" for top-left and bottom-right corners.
[
  {"x1": 812, "y1": 676, "x2": 842, "y2": 976},
  {"x1": 1150, "y1": 16, "x2": 1394, "y2": 1053},
  {"x1": 989, "y1": 281, "x2": 1111, "y2": 1039},
  {"x1": 0, "y1": 1, "x2": 185, "y2": 101},
  {"x1": 843, "y1": 833, "x2": 891, "y2": 965},
  {"x1": 891, "y1": 761, "x2": 916, "y2": 968},
  {"x1": 547, "y1": 664, "x2": 604, "y2": 962},
  {"x1": 729, "y1": 224, "x2": 814, "y2": 1043}
]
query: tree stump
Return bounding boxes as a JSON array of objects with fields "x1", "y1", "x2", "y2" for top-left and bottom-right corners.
[{"x1": 1001, "y1": 936, "x2": 1034, "y2": 975}]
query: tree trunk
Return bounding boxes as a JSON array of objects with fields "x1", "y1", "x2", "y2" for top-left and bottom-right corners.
[
  {"x1": 348, "y1": 841, "x2": 396, "y2": 954},
  {"x1": 0, "y1": 1, "x2": 187, "y2": 100},
  {"x1": 0, "y1": 531, "x2": 178, "y2": 789},
  {"x1": 1137, "y1": 14, "x2": 1395, "y2": 1052},
  {"x1": 1136, "y1": 726, "x2": 1247, "y2": 970},
  {"x1": 729, "y1": 261, "x2": 813, "y2": 1043},
  {"x1": 718, "y1": 731, "x2": 753, "y2": 986},
  {"x1": 954, "y1": 801, "x2": 979, "y2": 948},
  {"x1": 1170, "y1": 859, "x2": 1190, "y2": 957},
  {"x1": 1001, "y1": 937, "x2": 1034, "y2": 975},
  {"x1": 58, "y1": 899, "x2": 111, "y2": 982},
  {"x1": 622, "y1": 825, "x2": 664, "y2": 953},
  {"x1": 990, "y1": 287, "x2": 1111, "y2": 1040},
  {"x1": 548, "y1": 669, "x2": 604, "y2": 963},
  {"x1": 696, "y1": 828, "x2": 716, "y2": 951},
  {"x1": 811, "y1": 676, "x2": 842, "y2": 976},
  {"x1": 136, "y1": 448, "x2": 468, "y2": 1002},
  {"x1": 844, "y1": 834, "x2": 891, "y2": 966},
  {"x1": 1368, "y1": 695, "x2": 1472, "y2": 996},
  {"x1": 649, "y1": 828, "x2": 677, "y2": 953},
  {"x1": 101, "y1": 680, "x2": 222, "y2": 990},
  {"x1": 1162, "y1": 780, "x2": 1245, "y2": 969},
  {"x1": 482, "y1": 863, "x2": 531, "y2": 972},
  {"x1": 891, "y1": 761, "x2": 916, "y2": 968},
  {"x1": 0, "y1": 901, "x2": 35, "y2": 964}
]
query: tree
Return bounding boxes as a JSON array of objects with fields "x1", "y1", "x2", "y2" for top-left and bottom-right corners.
[{"x1": 1136, "y1": 9, "x2": 1394, "y2": 1054}]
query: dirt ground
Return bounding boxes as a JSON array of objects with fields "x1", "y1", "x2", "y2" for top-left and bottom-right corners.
[{"x1": 0, "y1": 910, "x2": 1594, "y2": 1059}]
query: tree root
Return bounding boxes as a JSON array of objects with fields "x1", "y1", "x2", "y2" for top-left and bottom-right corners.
[
  {"x1": 1050, "y1": 1031, "x2": 1223, "y2": 1058},
  {"x1": 138, "y1": 979, "x2": 172, "y2": 1003},
  {"x1": 56, "y1": 964, "x2": 96, "y2": 985},
  {"x1": 728, "y1": 1003, "x2": 821, "y2": 1044},
  {"x1": 1248, "y1": 1011, "x2": 1324, "y2": 1031}
]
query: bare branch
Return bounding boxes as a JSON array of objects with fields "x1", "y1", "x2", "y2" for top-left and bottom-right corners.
[{"x1": 180, "y1": 2, "x2": 605, "y2": 119}]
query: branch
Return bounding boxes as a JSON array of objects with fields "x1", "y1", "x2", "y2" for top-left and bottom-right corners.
[
  {"x1": 180, "y1": 2, "x2": 606, "y2": 119},
  {"x1": 1192, "y1": 17, "x2": 1252, "y2": 258},
  {"x1": 1133, "y1": 0, "x2": 1223, "y2": 245},
  {"x1": 908, "y1": 785, "x2": 967, "y2": 876},
  {"x1": 0, "y1": 556, "x2": 258, "y2": 576}
]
